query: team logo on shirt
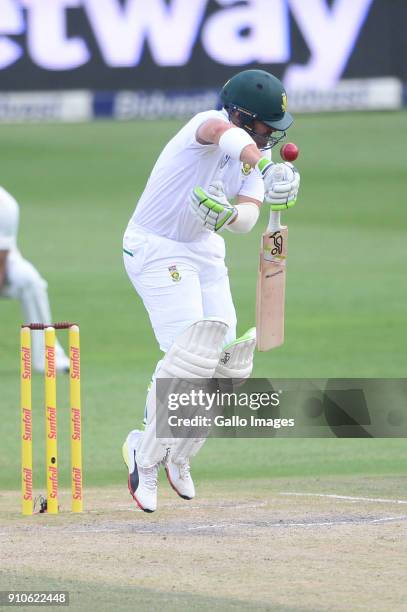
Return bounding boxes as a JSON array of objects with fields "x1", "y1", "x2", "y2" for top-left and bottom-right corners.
[
  {"x1": 168, "y1": 265, "x2": 181, "y2": 282},
  {"x1": 241, "y1": 162, "x2": 252, "y2": 176}
]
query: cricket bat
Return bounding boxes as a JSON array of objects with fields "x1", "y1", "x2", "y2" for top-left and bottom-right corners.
[{"x1": 256, "y1": 209, "x2": 288, "y2": 351}]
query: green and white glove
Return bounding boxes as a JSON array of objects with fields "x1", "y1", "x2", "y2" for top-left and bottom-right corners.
[
  {"x1": 256, "y1": 158, "x2": 300, "y2": 211},
  {"x1": 190, "y1": 181, "x2": 237, "y2": 232}
]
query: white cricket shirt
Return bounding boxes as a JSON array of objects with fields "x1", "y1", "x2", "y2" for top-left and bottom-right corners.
[{"x1": 125, "y1": 109, "x2": 268, "y2": 243}]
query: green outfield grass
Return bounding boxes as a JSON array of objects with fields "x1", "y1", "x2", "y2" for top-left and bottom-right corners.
[{"x1": 0, "y1": 112, "x2": 406, "y2": 491}]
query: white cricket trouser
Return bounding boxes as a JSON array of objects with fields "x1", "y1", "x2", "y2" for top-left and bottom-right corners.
[{"x1": 123, "y1": 226, "x2": 237, "y2": 351}]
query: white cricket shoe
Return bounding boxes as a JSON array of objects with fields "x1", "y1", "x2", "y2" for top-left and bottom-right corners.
[
  {"x1": 122, "y1": 430, "x2": 158, "y2": 513},
  {"x1": 165, "y1": 459, "x2": 195, "y2": 500}
]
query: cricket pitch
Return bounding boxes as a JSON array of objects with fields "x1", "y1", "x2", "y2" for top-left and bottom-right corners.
[{"x1": 0, "y1": 477, "x2": 406, "y2": 611}]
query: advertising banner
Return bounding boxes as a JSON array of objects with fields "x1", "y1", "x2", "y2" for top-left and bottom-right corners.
[{"x1": 0, "y1": 0, "x2": 405, "y2": 92}]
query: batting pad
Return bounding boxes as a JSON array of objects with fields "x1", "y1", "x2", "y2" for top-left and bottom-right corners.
[
  {"x1": 215, "y1": 327, "x2": 256, "y2": 379},
  {"x1": 170, "y1": 436, "x2": 206, "y2": 465},
  {"x1": 135, "y1": 318, "x2": 229, "y2": 468}
]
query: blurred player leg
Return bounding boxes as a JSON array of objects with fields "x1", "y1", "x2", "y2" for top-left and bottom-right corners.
[{"x1": 1, "y1": 253, "x2": 70, "y2": 371}]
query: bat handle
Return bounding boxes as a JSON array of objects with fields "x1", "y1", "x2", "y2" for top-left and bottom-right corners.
[{"x1": 267, "y1": 210, "x2": 282, "y2": 232}]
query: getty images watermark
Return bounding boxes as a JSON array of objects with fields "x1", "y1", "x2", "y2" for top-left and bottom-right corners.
[
  {"x1": 156, "y1": 378, "x2": 407, "y2": 439},
  {"x1": 166, "y1": 388, "x2": 294, "y2": 430}
]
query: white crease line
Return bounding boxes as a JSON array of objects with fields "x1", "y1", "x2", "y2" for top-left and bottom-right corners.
[
  {"x1": 188, "y1": 523, "x2": 252, "y2": 531},
  {"x1": 278, "y1": 516, "x2": 406, "y2": 528},
  {"x1": 220, "y1": 502, "x2": 267, "y2": 510},
  {"x1": 167, "y1": 502, "x2": 267, "y2": 511},
  {"x1": 188, "y1": 516, "x2": 407, "y2": 531},
  {"x1": 369, "y1": 516, "x2": 407, "y2": 524},
  {"x1": 188, "y1": 524, "x2": 220, "y2": 531},
  {"x1": 281, "y1": 492, "x2": 407, "y2": 505},
  {"x1": 1, "y1": 516, "x2": 406, "y2": 537},
  {"x1": 68, "y1": 528, "x2": 156, "y2": 534}
]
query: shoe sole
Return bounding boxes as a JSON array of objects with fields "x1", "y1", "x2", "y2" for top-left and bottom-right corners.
[
  {"x1": 165, "y1": 465, "x2": 194, "y2": 500},
  {"x1": 126, "y1": 474, "x2": 154, "y2": 513},
  {"x1": 122, "y1": 439, "x2": 155, "y2": 513}
]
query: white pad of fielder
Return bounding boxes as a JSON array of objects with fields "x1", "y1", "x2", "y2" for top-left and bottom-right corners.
[
  {"x1": 135, "y1": 318, "x2": 229, "y2": 468},
  {"x1": 214, "y1": 327, "x2": 256, "y2": 379},
  {"x1": 1, "y1": 261, "x2": 68, "y2": 371}
]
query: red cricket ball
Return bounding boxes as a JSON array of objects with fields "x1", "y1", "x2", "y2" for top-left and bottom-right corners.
[{"x1": 280, "y1": 142, "x2": 299, "y2": 162}]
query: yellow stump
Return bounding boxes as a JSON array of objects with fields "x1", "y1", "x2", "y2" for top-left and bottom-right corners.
[
  {"x1": 45, "y1": 327, "x2": 58, "y2": 514},
  {"x1": 69, "y1": 325, "x2": 83, "y2": 512},
  {"x1": 21, "y1": 327, "x2": 33, "y2": 515}
]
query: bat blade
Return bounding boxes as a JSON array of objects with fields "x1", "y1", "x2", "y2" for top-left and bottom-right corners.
[{"x1": 256, "y1": 226, "x2": 288, "y2": 351}]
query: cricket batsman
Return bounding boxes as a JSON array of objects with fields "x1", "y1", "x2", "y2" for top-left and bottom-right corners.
[
  {"x1": 0, "y1": 186, "x2": 70, "y2": 372},
  {"x1": 122, "y1": 69, "x2": 301, "y2": 512}
]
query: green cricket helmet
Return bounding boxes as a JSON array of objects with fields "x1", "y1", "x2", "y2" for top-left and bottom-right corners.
[{"x1": 220, "y1": 69, "x2": 293, "y2": 148}]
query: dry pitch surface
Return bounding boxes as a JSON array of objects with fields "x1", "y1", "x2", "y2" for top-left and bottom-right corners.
[{"x1": 1, "y1": 477, "x2": 406, "y2": 612}]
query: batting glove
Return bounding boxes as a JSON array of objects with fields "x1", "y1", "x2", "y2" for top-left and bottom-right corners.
[
  {"x1": 256, "y1": 158, "x2": 300, "y2": 210},
  {"x1": 190, "y1": 181, "x2": 237, "y2": 232}
]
